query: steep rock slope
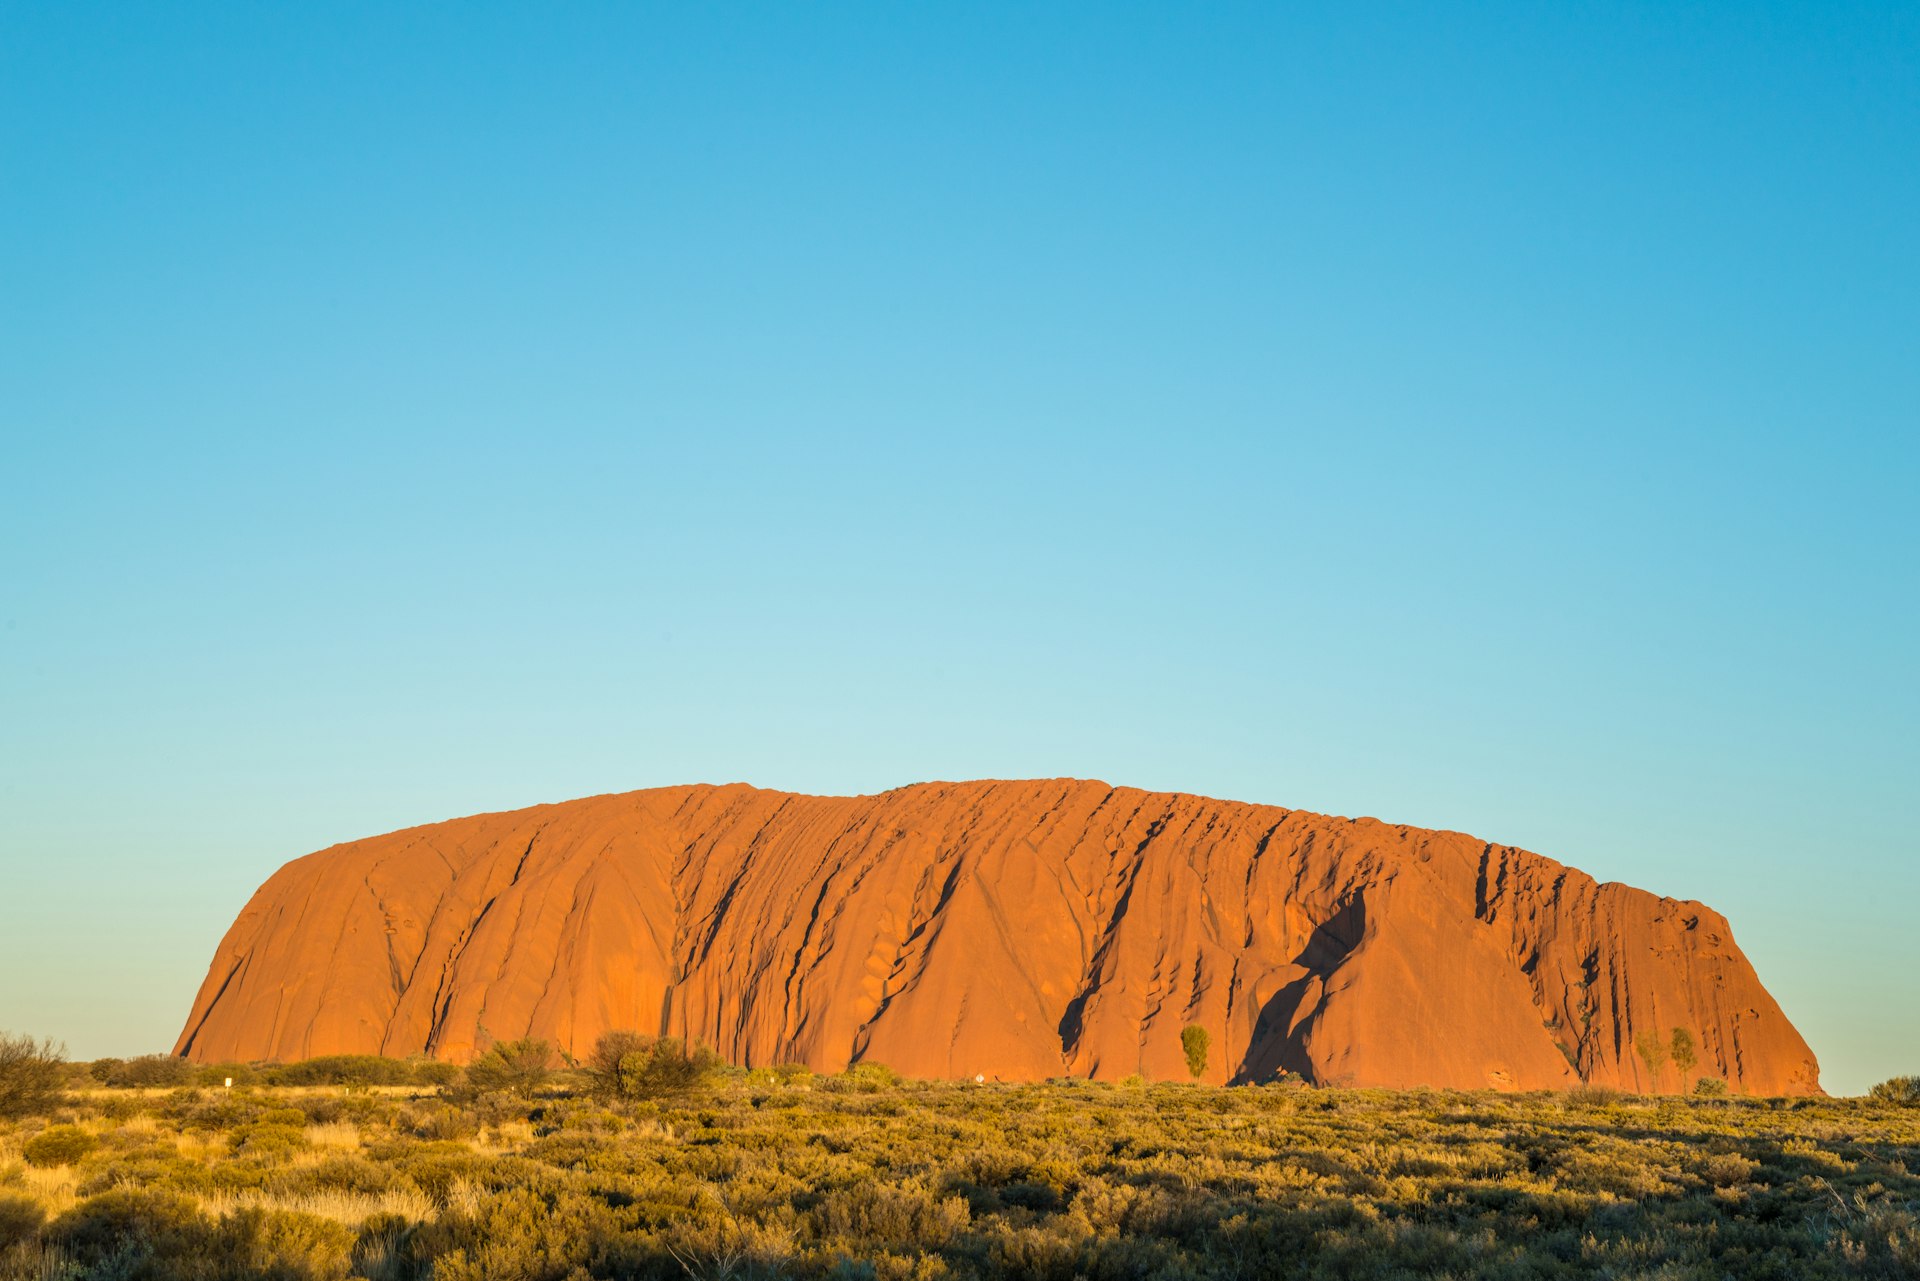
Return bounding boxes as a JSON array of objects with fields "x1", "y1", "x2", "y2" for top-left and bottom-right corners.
[{"x1": 175, "y1": 780, "x2": 1821, "y2": 1093}]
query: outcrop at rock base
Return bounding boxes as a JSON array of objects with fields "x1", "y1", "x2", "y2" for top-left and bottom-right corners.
[{"x1": 175, "y1": 780, "x2": 1821, "y2": 1094}]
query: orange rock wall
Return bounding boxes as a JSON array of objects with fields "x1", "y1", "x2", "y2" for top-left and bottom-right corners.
[{"x1": 174, "y1": 780, "x2": 1821, "y2": 1093}]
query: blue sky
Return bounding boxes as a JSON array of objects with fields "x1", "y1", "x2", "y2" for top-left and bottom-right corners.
[{"x1": 1, "y1": 3, "x2": 1913, "y2": 1095}]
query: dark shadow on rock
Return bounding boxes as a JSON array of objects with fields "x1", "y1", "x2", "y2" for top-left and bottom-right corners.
[{"x1": 1233, "y1": 895, "x2": 1367, "y2": 1085}]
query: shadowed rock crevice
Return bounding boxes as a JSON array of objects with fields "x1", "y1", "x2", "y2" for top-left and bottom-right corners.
[{"x1": 1233, "y1": 896, "x2": 1366, "y2": 1085}]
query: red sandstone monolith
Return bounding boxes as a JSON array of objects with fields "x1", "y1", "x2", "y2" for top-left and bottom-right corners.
[{"x1": 175, "y1": 780, "x2": 1821, "y2": 1093}]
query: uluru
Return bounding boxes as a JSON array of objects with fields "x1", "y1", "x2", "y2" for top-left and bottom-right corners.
[{"x1": 175, "y1": 779, "x2": 1821, "y2": 1094}]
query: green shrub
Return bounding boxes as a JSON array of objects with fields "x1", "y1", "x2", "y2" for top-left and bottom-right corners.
[
  {"x1": 265, "y1": 1054, "x2": 413, "y2": 1088},
  {"x1": 1693, "y1": 1076, "x2": 1729, "y2": 1096},
  {"x1": 408, "y1": 1058, "x2": 462, "y2": 1088},
  {"x1": 220, "y1": 1205, "x2": 354, "y2": 1280},
  {"x1": 396, "y1": 1148, "x2": 535, "y2": 1201},
  {"x1": 273, "y1": 1155, "x2": 397, "y2": 1200},
  {"x1": 0, "y1": 1193, "x2": 45, "y2": 1250},
  {"x1": 46, "y1": 1187, "x2": 359, "y2": 1280},
  {"x1": 1181, "y1": 1025, "x2": 1211, "y2": 1079},
  {"x1": 837, "y1": 1062, "x2": 899, "y2": 1093},
  {"x1": 1867, "y1": 1075, "x2": 1920, "y2": 1105},
  {"x1": 0, "y1": 1031, "x2": 67, "y2": 1119},
  {"x1": 407, "y1": 1103, "x2": 480, "y2": 1141},
  {"x1": 291, "y1": 1096, "x2": 351, "y2": 1126},
  {"x1": 260, "y1": 1053, "x2": 454, "y2": 1089},
  {"x1": 1697, "y1": 1151, "x2": 1759, "y2": 1187},
  {"x1": 230, "y1": 1122, "x2": 310, "y2": 1156},
  {"x1": 462, "y1": 1038, "x2": 553, "y2": 1099},
  {"x1": 105, "y1": 1055, "x2": 197, "y2": 1089},
  {"x1": 174, "y1": 1095, "x2": 261, "y2": 1134},
  {"x1": 586, "y1": 1031, "x2": 722, "y2": 1101},
  {"x1": 584, "y1": 1029, "x2": 652, "y2": 1097},
  {"x1": 352, "y1": 1211, "x2": 433, "y2": 1281},
  {"x1": 23, "y1": 1126, "x2": 98, "y2": 1168},
  {"x1": 47, "y1": 1188, "x2": 213, "y2": 1274},
  {"x1": 817, "y1": 1181, "x2": 970, "y2": 1250},
  {"x1": 76, "y1": 1150, "x2": 216, "y2": 1198}
]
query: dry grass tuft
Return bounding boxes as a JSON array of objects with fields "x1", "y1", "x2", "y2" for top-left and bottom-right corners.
[
  {"x1": 197, "y1": 1185, "x2": 435, "y2": 1226},
  {"x1": 303, "y1": 1121, "x2": 360, "y2": 1151}
]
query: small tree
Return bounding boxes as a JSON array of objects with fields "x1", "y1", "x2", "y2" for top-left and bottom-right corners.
[
  {"x1": 1634, "y1": 1029, "x2": 1669, "y2": 1093},
  {"x1": 586, "y1": 1029, "x2": 655, "y2": 1097},
  {"x1": 1868, "y1": 1076, "x2": 1920, "y2": 1106},
  {"x1": 1181, "y1": 1025, "x2": 1210, "y2": 1080},
  {"x1": 463, "y1": 1037, "x2": 553, "y2": 1098},
  {"x1": 0, "y1": 1031, "x2": 67, "y2": 1119},
  {"x1": 1669, "y1": 1028, "x2": 1698, "y2": 1092},
  {"x1": 587, "y1": 1030, "x2": 720, "y2": 1100},
  {"x1": 641, "y1": 1037, "x2": 722, "y2": 1097}
]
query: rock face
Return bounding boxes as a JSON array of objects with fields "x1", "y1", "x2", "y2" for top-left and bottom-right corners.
[{"x1": 175, "y1": 780, "x2": 1821, "y2": 1093}]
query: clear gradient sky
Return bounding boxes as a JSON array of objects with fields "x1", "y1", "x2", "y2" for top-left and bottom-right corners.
[{"x1": 1, "y1": 4, "x2": 1914, "y2": 1094}]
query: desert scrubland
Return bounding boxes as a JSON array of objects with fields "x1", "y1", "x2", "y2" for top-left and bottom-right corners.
[{"x1": 2, "y1": 1044, "x2": 1915, "y2": 1281}]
